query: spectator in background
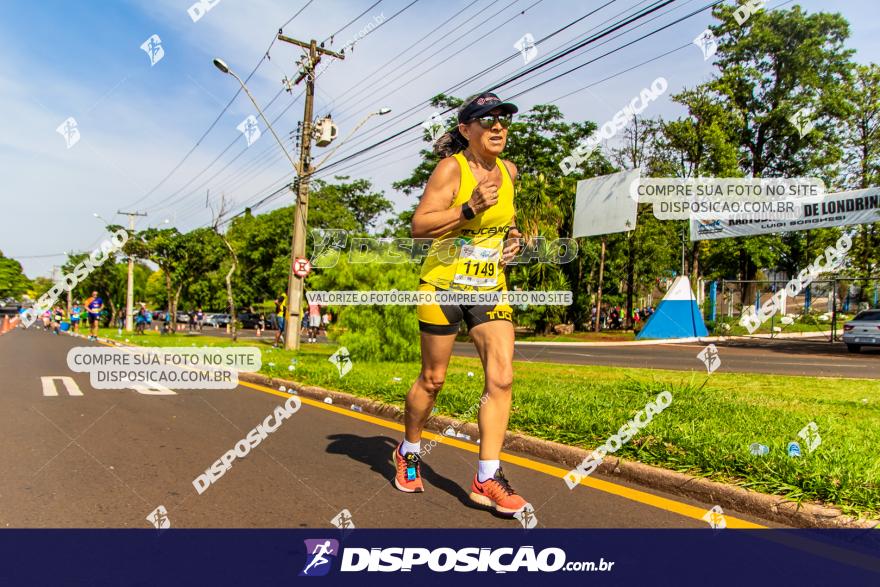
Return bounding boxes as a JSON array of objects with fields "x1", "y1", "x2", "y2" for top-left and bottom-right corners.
[
  {"x1": 273, "y1": 293, "x2": 287, "y2": 348},
  {"x1": 307, "y1": 302, "x2": 321, "y2": 343},
  {"x1": 322, "y1": 310, "x2": 331, "y2": 335},
  {"x1": 196, "y1": 307, "x2": 204, "y2": 331},
  {"x1": 610, "y1": 306, "x2": 620, "y2": 329},
  {"x1": 135, "y1": 303, "x2": 150, "y2": 335}
]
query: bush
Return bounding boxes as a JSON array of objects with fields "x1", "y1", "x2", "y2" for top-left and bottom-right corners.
[{"x1": 308, "y1": 252, "x2": 422, "y2": 361}]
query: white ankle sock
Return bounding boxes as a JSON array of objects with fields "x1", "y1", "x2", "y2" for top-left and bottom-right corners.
[
  {"x1": 400, "y1": 439, "x2": 421, "y2": 456},
  {"x1": 477, "y1": 459, "x2": 500, "y2": 482}
]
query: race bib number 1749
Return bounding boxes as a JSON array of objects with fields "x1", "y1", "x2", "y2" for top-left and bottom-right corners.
[{"x1": 453, "y1": 244, "x2": 500, "y2": 287}]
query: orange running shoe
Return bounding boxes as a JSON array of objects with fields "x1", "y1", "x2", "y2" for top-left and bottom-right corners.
[
  {"x1": 393, "y1": 444, "x2": 424, "y2": 493},
  {"x1": 469, "y1": 468, "x2": 528, "y2": 515}
]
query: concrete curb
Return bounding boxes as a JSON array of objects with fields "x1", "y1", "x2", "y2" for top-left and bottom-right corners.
[
  {"x1": 242, "y1": 370, "x2": 879, "y2": 530},
  {"x1": 77, "y1": 332, "x2": 874, "y2": 529},
  {"x1": 514, "y1": 331, "x2": 833, "y2": 347}
]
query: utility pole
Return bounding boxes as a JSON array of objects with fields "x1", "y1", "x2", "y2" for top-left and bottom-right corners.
[
  {"x1": 594, "y1": 238, "x2": 606, "y2": 333},
  {"x1": 277, "y1": 34, "x2": 344, "y2": 350},
  {"x1": 118, "y1": 210, "x2": 147, "y2": 331}
]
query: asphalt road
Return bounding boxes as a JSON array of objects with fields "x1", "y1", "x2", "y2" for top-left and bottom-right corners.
[
  {"x1": 0, "y1": 327, "x2": 778, "y2": 529},
  {"x1": 452, "y1": 338, "x2": 880, "y2": 378},
  {"x1": 132, "y1": 326, "x2": 878, "y2": 378}
]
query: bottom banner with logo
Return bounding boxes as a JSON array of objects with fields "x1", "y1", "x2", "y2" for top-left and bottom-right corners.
[{"x1": 1, "y1": 529, "x2": 877, "y2": 585}]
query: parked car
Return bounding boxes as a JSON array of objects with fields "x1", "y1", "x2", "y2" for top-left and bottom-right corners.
[
  {"x1": 206, "y1": 314, "x2": 230, "y2": 328},
  {"x1": 842, "y1": 310, "x2": 880, "y2": 353},
  {"x1": 0, "y1": 298, "x2": 20, "y2": 316},
  {"x1": 237, "y1": 312, "x2": 268, "y2": 329},
  {"x1": 176, "y1": 312, "x2": 190, "y2": 323}
]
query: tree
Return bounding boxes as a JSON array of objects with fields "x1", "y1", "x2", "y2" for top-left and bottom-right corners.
[
  {"x1": 138, "y1": 228, "x2": 183, "y2": 325},
  {"x1": 841, "y1": 64, "x2": 880, "y2": 293},
  {"x1": 678, "y1": 5, "x2": 855, "y2": 310},
  {"x1": 308, "y1": 248, "x2": 421, "y2": 361},
  {"x1": 0, "y1": 252, "x2": 31, "y2": 299},
  {"x1": 210, "y1": 196, "x2": 240, "y2": 341}
]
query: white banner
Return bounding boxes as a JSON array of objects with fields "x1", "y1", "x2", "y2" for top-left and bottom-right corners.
[
  {"x1": 573, "y1": 169, "x2": 640, "y2": 237},
  {"x1": 690, "y1": 187, "x2": 880, "y2": 240}
]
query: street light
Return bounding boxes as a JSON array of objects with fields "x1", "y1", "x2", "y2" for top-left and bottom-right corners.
[
  {"x1": 213, "y1": 58, "x2": 300, "y2": 174},
  {"x1": 93, "y1": 212, "x2": 110, "y2": 226},
  {"x1": 215, "y1": 56, "x2": 306, "y2": 349},
  {"x1": 214, "y1": 57, "x2": 387, "y2": 351}
]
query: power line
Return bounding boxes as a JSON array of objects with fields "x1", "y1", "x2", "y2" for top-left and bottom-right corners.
[
  {"x1": 153, "y1": 0, "x2": 426, "y2": 227},
  {"x1": 325, "y1": 0, "x2": 646, "y2": 160},
  {"x1": 163, "y1": 0, "x2": 478, "y2": 227},
  {"x1": 119, "y1": 0, "x2": 315, "y2": 212},
  {"x1": 184, "y1": 0, "x2": 717, "y2": 230},
  {"x1": 323, "y1": 0, "x2": 385, "y2": 44},
  {"x1": 205, "y1": 1, "x2": 687, "y2": 224}
]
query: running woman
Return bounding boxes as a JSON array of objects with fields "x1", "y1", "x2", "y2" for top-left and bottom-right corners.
[
  {"x1": 51, "y1": 306, "x2": 64, "y2": 335},
  {"x1": 70, "y1": 301, "x2": 82, "y2": 334},
  {"x1": 394, "y1": 92, "x2": 526, "y2": 516},
  {"x1": 85, "y1": 291, "x2": 104, "y2": 341}
]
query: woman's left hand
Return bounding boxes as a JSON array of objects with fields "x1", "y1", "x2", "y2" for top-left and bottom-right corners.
[{"x1": 500, "y1": 227, "x2": 522, "y2": 267}]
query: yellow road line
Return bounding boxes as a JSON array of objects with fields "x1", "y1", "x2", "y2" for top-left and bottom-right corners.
[
  {"x1": 92, "y1": 336, "x2": 764, "y2": 528},
  {"x1": 238, "y1": 379, "x2": 766, "y2": 529}
]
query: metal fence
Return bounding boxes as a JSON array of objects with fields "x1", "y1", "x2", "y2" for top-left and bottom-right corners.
[{"x1": 707, "y1": 276, "x2": 880, "y2": 341}]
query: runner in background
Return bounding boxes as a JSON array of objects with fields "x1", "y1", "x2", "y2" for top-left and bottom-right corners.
[
  {"x1": 85, "y1": 291, "x2": 104, "y2": 341},
  {"x1": 51, "y1": 306, "x2": 64, "y2": 335},
  {"x1": 70, "y1": 300, "x2": 82, "y2": 334},
  {"x1": 308, "y1": 302, "x2": 321, "y2": 343}
]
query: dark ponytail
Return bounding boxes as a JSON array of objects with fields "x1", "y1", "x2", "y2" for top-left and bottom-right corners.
[
  {"x1": 433, "y1": 127, "x2": 468, "y2": 158},
  {"x1": 433, "y1": 94, "x2": 481, "y2": 158}
]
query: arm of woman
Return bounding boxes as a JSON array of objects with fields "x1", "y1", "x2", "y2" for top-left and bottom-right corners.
[
  {"x1": 411, "y1": 157, "x2": 464, "y2": 239},
  {"x1": 412, "y1": 157, "x2": 503, "y2": 239},
  {"x1": 501, "y1": 159, "x2": 521, "y2": 266}
]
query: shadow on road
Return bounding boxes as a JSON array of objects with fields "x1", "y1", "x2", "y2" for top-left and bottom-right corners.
[{"x1": 323, "y1": 433, "x2": 511, "y2": 517}]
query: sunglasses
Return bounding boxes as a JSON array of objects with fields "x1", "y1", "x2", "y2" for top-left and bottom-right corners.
[{"x1": 471, "y1": 114, "x2": 512, "y2": 129}]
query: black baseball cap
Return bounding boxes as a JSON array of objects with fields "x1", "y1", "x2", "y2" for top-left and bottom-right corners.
[{"x1": 458, "y1": 92, "x2": 518, "y2": 123}]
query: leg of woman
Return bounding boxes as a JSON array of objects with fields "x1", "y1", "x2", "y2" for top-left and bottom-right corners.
[
  {"x1": 468, "y1": 320, "x2": 514, "y2": 461},
  {"x1": 467, "y1": 318, "x2": 528, "y2": 514},
  {"x1": 404, "y1": 331, "x2": 457, "y2": 442},
  {"x1": 393, "y1": 330, "x2": 456, "y2": 493}
]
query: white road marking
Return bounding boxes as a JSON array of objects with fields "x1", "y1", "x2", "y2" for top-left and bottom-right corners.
[
  {"x1": 129, "y1": 382, "x2": 177, "y2": 395},
  {"x1": 40, "y1": 376, "x2": 83, "y2": 397}
]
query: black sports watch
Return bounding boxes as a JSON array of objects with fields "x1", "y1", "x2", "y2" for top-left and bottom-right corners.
[{"x1": 461, "y1": 201, "x2": 476, "y2": 220}]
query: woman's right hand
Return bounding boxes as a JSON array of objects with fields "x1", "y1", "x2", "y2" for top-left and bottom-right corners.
[{"x1": 468, "y1": 174, "x2": 499, "y2": 214}]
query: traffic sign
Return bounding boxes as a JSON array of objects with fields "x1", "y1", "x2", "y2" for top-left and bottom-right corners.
[{"x1": 293, "y1": 257, "x2": 312, "y2": 277}]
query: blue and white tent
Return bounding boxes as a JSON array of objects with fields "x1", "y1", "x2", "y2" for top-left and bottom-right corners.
[{"x1": 636, "y1": 276, "x2": 708, "y2": 339}]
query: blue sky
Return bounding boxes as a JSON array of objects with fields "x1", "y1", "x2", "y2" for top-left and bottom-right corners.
[{"x1": 2, "y1": 0, "x2": 878, "y2": 279}]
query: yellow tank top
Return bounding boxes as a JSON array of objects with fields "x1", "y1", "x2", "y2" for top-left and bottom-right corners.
[{"x1": 419, "y1": 152, "x2": 515, "y2": 291}]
